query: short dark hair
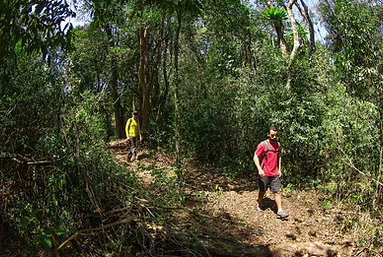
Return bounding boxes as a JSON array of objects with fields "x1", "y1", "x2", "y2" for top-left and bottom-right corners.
[{"x1": 268, "y1": 126, "x2": 279, "y2": 133}]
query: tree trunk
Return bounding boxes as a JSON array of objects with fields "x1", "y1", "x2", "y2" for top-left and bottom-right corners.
[
  {"x1": 139, "y1": 26, "x2": 150, "y2": 135},
  {"x1": 137, "y1": 15, "x2": 167, "y2": 137},
  {"x1": 275, "y1": 25, "x2": 288, "y2": 56},
  {"x1": 106, "y1": 25, "x2": 125, "y2": 138},
  {"x1": 148, "y1": 16, "x2": 165, "y2": 116},
  {"x1": 244, "y1": 28, "x2": 255, "y2": 69},
  {"x1": 158, "y1": 23, "x2": 171, "y2": 120},
  {"x1": 296, "y1": 0, "x2": 316, "y2": 50},
  {"x1": 266, "y1": 0, "x2": 274, "y2": 8},
  {"x1": 286, "y1": 0, "x2": 300, "y2": 89},
  {"x1": 111, "y1": 56, "x2": 125, "y2": 138},
  {"x1": 174, "y1": 10, "x2": 182, "y2": 169}
]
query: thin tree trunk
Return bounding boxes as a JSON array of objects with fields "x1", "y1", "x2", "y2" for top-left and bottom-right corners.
[
  {"x1": 276, "y1": 26, "x2": 288, "y2": 56},
  {"x1": 111, "y1": 56, "x2": 125, "y2": 138},
  {"x1": 106, "y1": 25, "x2": 125, "y2": 138},
  {"x1": 139, "y1": 26, "x2": 150, "y2": 135},
  {"x1": 267, "y1": 0, "x2": 287, "y2": 55},
  {"x1": 295, "y1": 0, "x2": 316, "y2": 50},
  {"x1": 244, "y1": 28, "x2": 255, "y2": 69},
  {"x1": 149, "y1": 16, "x2": 165, "y2": 113},
  {"x1": 174, "y1": 10, "x2": 182, "y2": 169},
  {"x1": 286, "y1": 0, "x2": 300, "y2": 89},
  {"x1": 159, "y1": 31, "x2": 171, "y2": 119}
]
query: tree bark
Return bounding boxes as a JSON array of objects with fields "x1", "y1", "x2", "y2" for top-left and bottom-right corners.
[
  {"x1": 138, "y1": 25, "x2": 150, "y2": 135},
  {"x1": 266, "y1": 0, "x2": 274, "y2": 8},
  {"x1": 295, "y1": 0, "x2": 316, "y2": 50},
  {"x1": 266, "y1": 0, "x2": 288, "y2": 55},
  {"x1": 158, "y1": 23, "x2": 171, "y2": 120},
  {"x1": 148, "y1": 16, "x2": 165, "y2": 116},
  {"x1": 275, "y1": 25, "x2": 288, "y2": 56},
  {"x1": 244, "y1": 28, "x2": 255, "y2": 69},
  {"x1": 174, "y1": 10, "x2": 182, "y2": 169},
  {"x1": 106, "y1": 25, "x2": 125, "y2": 138},
  {"x1": 286, "y1": 0, "x2": 301, "y2": 89}
]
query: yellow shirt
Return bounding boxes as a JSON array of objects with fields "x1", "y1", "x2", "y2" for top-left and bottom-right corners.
[{"x1": 125, "y1": 118, "x2": 141, "y2": 137}]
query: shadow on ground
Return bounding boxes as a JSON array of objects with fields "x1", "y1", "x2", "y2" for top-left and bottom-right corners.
[
  {"x1": 0, "y1": 216, "x2": 24, "y2": 256},
  {"x1": 155, "y1": 200, "x2": 275, "y2": 257},
  {"x1": 147, "y1": 159, "x2": 279, "y2": 257}
]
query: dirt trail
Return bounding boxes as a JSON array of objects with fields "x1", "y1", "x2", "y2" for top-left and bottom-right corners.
[{"x1": 110, "y1": 140, "x2": 368, "y2": 257}]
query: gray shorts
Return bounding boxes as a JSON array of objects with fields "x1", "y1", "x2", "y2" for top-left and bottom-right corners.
[{"x1": 258, "y1": 176, "x2": 281, "y2": 193}]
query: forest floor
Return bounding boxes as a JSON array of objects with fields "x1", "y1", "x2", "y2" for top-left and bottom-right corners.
[{"x1": 110, "y1": 140, "x2": 382, "y2": 257}]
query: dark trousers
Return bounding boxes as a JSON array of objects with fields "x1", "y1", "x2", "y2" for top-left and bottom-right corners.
[{"x1": 127, "y1": 137, "x2": 138, "y2": 161}]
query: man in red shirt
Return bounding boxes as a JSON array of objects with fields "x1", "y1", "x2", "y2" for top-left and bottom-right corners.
[{"x1": 253, "y1": 126, "x2": 289, "y2": 219}]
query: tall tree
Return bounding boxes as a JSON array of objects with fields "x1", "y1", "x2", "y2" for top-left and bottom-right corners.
[
  {"x1": 263, "y1": 7, "x2": 289, "y2": 55},
  {"x1": 136, "y1": 0, "x2": 149, "y2": 135},
  {"x1": 107, "y1": 25, "x2": 126, "y2": 138},
  {"x1": 319, "y1": 0, "x2": 383, "y2": 211},
  {"x1": 320, "y1": 0, "x2": 383, "y2": 106},
  {"x1": 91, "y1": 0, "x2": 126, "y2": 138},
  {"x1": 295, "y1": 0, "x2": 315, "y2": 50},
  {"x1": 286, "y1": 0, "x2": 301, "y2": 89},
  {"x1": 135, "y1": 0, "x2": 171, "y2": 135}
]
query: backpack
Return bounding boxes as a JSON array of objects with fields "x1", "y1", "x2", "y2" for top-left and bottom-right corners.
[{"x1": 262, "y1": 140, "x2": 281, "y2": 167}]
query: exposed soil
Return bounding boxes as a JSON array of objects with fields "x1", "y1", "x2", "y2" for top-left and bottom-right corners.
[{"x1": 110, "y1": 139, "x2": 381, "y2": 257}]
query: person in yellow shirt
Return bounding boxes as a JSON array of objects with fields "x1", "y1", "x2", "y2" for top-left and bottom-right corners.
[{"x1": 125, "y1": 111, "x2": 142, "y2": 161}]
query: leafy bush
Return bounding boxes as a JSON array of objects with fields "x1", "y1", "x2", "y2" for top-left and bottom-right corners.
[{"x1": 0, "y1": 52, "x2": 138, "y2": 254}]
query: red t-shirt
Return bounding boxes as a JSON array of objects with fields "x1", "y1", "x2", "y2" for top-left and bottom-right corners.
[{"x1": 255, "y1": 140, "x2": 281, "y2": 176}]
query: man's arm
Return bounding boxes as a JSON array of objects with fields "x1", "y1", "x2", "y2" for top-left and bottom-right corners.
[
  {"x1": 253, "y1": 154, "x2": 265, "y2": 177},
  {"x1": 278, "y1": 156, "x2": 282, "y2": 176}
]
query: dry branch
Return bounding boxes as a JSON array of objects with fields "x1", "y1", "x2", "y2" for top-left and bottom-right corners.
[
  {"x1": 57, "y1": 216, "x2": 136, "y2": 251},
  {"x1": 340, "y1": 148, "x2": 383, "y2": 187},
  {"x1": 27, "y1": 160, "x2": 51, "y2": 165}
]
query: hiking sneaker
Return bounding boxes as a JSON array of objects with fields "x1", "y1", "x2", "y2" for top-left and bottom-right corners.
[{"x1": 277, "y1": 209, "x2": 289, "y2": 219}]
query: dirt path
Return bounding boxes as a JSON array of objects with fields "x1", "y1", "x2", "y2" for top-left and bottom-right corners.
[{"x1": 110, "y1": 140, "x2": 372, "y2": 257}]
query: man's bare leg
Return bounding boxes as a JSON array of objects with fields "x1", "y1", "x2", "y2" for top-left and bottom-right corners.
[
  {"x1": 274, "y1": 191, "x2": 289, "y2": 218},
  {"x1": 258, "y1": 190, "x2": 266, "y2": 205},
  {"x1": 274, "y1": 191, "x2": 282, "y2": 211}
]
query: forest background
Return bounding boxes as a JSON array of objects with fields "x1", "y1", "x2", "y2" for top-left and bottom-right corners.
[{"x1": 1, "y1": 0, "x2": 383, "y2": 256}]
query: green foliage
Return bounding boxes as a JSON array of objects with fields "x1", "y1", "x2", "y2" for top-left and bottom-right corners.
[
  {"x1": 179, "y1": 36, "x2": 330, "y2": 182},
  {"x1": 203, "y1": 0, "x2": 253, "y2": 76},
  {"x1": 150, "y1": 165, "x2": 185, "y2": 204},
  {"x1": 2, "y1": 0, "x2": 383, "y2": 254},
  {"x1": 322, "y1": 200, "x2": 331, "y2": 210},
  {"x1": 0, "y1": 53, "x2": 60, "y2": 155},
  {"x1": 0, "y1": 0, "x2": 75, "y2": 63},
  {"x1": 319, "y1": 1, "x2": 383, "y2": 226},
  {"x1": 262, "y1": 7, "x2": 288, "y2": 29},
  {"x1": 320, "y1": 0, "x2": 383, "y2": 104},
  {"x1": 0, "y1": 49, "x2": 139, "y2": 254},
  {"x1": 69, "y1": 28, "x2": 110, "y2": 95},
  {"x1": 179, "y1": 74, "x2": 238, "y2": 165},
  {"x1": 214, "y1": 184, "x2": 223, "y2": 199},
  {"x1": 322, "y1": 86, "x2": 381, "y2": 203}
]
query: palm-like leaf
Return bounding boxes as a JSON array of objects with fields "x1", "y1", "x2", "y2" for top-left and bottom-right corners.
[{"x1": 263, "y1": 7, "x2": 288, "y2": 29}]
